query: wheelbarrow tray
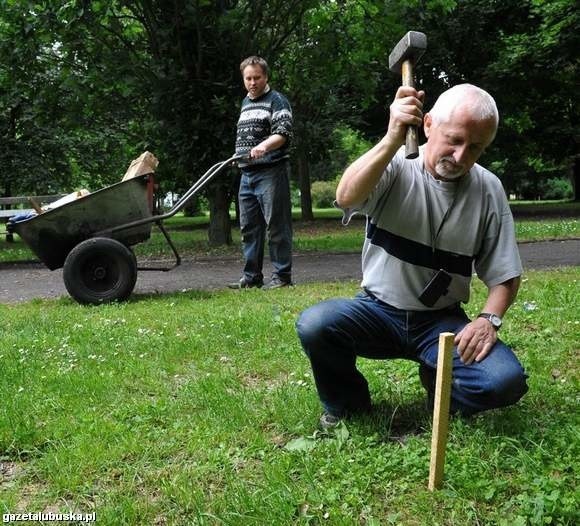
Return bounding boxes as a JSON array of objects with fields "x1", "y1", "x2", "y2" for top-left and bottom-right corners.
[{"x1": 12, "y1": 174, "x2": 153, "y2": 271}]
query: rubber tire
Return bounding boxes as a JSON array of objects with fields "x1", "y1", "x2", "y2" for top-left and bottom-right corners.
[{"x1": 63, "y1": 237, "x2": 138, "y2": 305}]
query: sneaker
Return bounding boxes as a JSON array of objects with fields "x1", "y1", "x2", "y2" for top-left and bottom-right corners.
[
  {"x1": 227, "y1": 278, "x2": 263, "y2": 289},
  {"x1": 419, "y1": 364, "x2": 435, "y2": 412},
  {"x1": 263, "y1": 277, "x2": 292, "y2": 290},
  {"x1": 319, "y1": 412, "x2": 342, "y2": 430}
]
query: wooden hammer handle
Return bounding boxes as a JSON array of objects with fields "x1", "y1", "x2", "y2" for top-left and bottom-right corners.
[{"x1": 401, "y1": 60, "x2": 419, "y2": 159}]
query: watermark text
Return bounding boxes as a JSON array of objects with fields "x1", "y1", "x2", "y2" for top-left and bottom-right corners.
[{"x1": 3, "y1": 512, "x2": 95, "y2": 523}]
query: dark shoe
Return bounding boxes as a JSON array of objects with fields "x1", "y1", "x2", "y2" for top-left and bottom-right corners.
[
  {"x1": 227, "y1": 278, "x2": 263, "y2": 289},
  {"x1": 419, "y1": 364, "x2": 435, "y2": 412},
  {"x1": 263, "y1": 277, "x2": 292, "y2": 290},
  {"x1": 319, "y1": 412, "x2": 342, "y2": 430}
]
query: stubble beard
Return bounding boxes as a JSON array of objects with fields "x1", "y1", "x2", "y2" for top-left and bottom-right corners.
[{"x1": 435, "y1": 157, "x2": 466, "y2": 180}]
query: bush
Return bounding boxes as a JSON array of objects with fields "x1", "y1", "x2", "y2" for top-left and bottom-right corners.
[
  {"x1": 309, "y1": 125, "x2": 373, "y2": 183},
  {"x1": 310, "y1": 180, "x2": 337, "y2": 208},
  {"x1": 543, "y1": 178, "x2": 573, "y2": 200}
]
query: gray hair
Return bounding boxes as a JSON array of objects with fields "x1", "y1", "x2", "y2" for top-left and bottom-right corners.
[
  {"x1": 429, "y1": 84, "x2": 499, "y2": 132},
  {"x1": 240, "y1": 56, "x2": 269, "y2": 76}
]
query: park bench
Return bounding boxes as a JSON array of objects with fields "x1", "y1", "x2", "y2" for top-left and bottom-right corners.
[{"x1": 0, "y1": 194, "x2": 65, "y2": 242}]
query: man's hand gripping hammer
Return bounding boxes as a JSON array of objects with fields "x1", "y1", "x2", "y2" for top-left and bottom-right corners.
[{"x1": 388, "y1": 31, "x2": 427, "y2": 159}]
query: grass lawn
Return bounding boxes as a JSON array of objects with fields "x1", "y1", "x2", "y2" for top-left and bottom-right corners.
[
  {"x1": 1, "y1": 208, "x2": 579, "y2": 264},
  {"x1": 1, "y1": 269, "x2": 578, "y2": 524}
]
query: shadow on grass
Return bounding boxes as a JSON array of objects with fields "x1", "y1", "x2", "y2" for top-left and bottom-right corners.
[
  {"x1": 346, "y1": 399, "x2": 431, "y2": 444},
  {"x1": 350, "y1": 397, "x2": 531, "y2": 444}
]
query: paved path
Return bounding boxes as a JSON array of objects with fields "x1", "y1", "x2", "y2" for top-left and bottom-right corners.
[{"x1": 1, "y1": 239, "x2": 578, "y2": 304}]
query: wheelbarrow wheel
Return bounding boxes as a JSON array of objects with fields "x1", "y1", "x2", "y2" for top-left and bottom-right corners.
[{"x1": 63, "y1": 237, "x2": 138, "y2": 305}]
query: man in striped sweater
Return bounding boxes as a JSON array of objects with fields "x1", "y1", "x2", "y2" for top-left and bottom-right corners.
[{"x1": 229, "y1": 56, "x2": 293, "y2": 290}]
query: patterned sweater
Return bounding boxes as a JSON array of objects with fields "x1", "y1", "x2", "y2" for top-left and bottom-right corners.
[{"x1": 235, "y1": 87, "x2": 293, "y2": 169}]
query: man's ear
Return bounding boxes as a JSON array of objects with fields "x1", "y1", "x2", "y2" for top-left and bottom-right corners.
[{"x1": 423, "y1": 113, "x2": 432, "y2": 138}]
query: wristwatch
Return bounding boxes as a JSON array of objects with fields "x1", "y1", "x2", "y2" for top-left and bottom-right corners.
[{"x1": 478, "y1": 312, "x2": 502, "y2": 330}]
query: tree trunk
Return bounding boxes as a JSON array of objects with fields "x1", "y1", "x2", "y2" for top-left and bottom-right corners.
[
  {"x1": 297, "y1": 150, "x2": 314, "y2": 221},
  {"x1": 208, "y1": 185, "x2": 233, "y2": 246},
  {"x1": 182, "y1": 196, "x2": 200, "y2": 217},
  {"x1": 573, "y1": 156, "x2": 579, "y2": 202}
]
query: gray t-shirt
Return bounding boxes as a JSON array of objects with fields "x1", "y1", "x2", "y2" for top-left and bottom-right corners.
[{"x1": 347, "y1": 146, "x2": 522, "y2": 310}]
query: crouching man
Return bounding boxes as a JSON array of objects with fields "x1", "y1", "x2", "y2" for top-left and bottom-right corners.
[{"x1": 296, "y1": 84, "x2": 528, "y2": 428}]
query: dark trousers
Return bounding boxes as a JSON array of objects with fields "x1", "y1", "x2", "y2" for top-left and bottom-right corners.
[
  {"x1": 239, "y1": 161, "x2": 292, "y2": 283},
  {"x1": 296, "y1": 291, "x2": 529, "y2": 416}
]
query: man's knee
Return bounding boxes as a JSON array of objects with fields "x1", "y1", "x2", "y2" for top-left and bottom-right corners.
[
  {"x1": 491, "y1": 364, "x2": 529, "y2": 406},
  {"x1": 458, "y1": 362, "x2": 528, "y2": 414},
  {"x1": 296, "y1": 303, "x2": 327, "y2": 349},
  {"x1": 296, "y1": 301, "x2": 345, "y2": 355}
]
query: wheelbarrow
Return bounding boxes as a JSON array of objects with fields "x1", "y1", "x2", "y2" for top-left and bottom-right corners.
[{"x1": 8, "y1": 155, "x2": 240, "y2": 305}]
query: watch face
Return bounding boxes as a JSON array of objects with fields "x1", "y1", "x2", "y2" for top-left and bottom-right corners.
[{"x1": 479, "y1": 313, "x2": 502, "y2": 329}]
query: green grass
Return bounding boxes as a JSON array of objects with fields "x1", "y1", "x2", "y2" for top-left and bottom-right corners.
[
  {"x1": 1, "y1": 270, "x2": 578, "y2": 524},
  {"x1": 515, "y1": 218, "x2": 580, "y2": 241},
  {"x1": 1, "y1": 210, "x2": 578, "y2": 263}
]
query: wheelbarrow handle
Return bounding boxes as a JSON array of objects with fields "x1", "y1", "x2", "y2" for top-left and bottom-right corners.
[
  {"x1": 231, "y1": 153, "x2": 251, "y2": 163},
  {"x1": 97, "y1": 155, "x2": 245, "y2": 238},
  {"x1": 169, "y1": 157, "x2": 233, "y2": 213}
]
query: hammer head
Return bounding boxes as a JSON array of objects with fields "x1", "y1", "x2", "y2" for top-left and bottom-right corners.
[{"x1": 388, "y1": 31, "x2": 427, "y2": 73}]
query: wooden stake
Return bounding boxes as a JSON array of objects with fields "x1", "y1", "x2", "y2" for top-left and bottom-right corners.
[{"x1": 428, "y1": 332, "x2": 455, "y2": 491}]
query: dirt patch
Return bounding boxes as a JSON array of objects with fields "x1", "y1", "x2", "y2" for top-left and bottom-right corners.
[{"x1": 0, "y1": 461, "x2": 23, "y2": 484}]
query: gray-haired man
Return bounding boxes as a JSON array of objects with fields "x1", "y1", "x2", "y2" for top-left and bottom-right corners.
[{"x1": 297, "y1": 84, "x2": 528, "y2": 428}]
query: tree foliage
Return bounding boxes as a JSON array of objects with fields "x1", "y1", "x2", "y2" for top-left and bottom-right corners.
[
  {"x1": 395, "y1": 0, "x2": 579, "y2": 198},
  {"x1": 0, "y1": 1, "x2": 146, "y2": 196},
  {"x1": 0, "y1": 1, "x2": 75, "y2": 196},
  {"x1": 277, "y1": 0, "x2": 402, "y2": 218},
  {"x1": 1, "y1": 0, "x2": 577, "y2": 244}
]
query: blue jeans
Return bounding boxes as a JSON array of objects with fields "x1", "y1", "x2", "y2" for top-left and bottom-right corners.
[
  {"x1": 239, "y1": 161, "x2": 292, "y2": 283},
  {"x1": 296, "y1": 290, "x2": 528, "y2": 416}
]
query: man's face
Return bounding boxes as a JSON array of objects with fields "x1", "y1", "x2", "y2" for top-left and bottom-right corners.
[
  {"x1": 423, "y1": 106, "x2": 496, "y2": 181},
  {"x1": 242, "y1": 65, "x2": 268, "y2": 99}
]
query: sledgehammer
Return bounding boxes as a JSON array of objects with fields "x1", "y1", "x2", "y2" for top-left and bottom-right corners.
[{"x1": 388, "y1": 31, "x2": 427, "y2": 159}]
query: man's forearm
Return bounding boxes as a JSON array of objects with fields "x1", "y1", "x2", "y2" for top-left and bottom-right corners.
[
  {"x1": 249, "y1": 134, "x2": 287, "y2": 159},
  {"x1": 260, "y1": 134, "x2": 286, "y2": 152},
  {"x1": 455, "y1": 276, "x2": 521, "y2": 364},
  {"x1": 336, "y1": 85, "x2": 424, "y2": 208},
  {"x1": 248, "y1": 134, "x2": 286, "y2": 159},
  {"x1": 336, "y1": 133, "x2": 401, "y2": 208},
  {"x1": 481, "y1": 277, "x2": 521, "y2": 317}
]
